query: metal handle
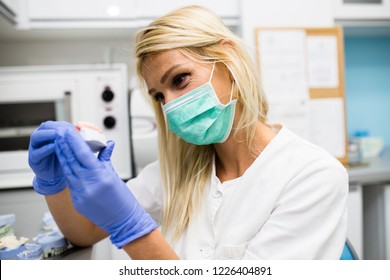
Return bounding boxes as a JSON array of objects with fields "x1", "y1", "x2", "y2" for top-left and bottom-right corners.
[{"x1": 64, "y1": 91, "x2": 72, "y2": 123}]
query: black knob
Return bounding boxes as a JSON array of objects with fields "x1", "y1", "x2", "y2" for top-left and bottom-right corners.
[
  {"x1": 103, "y1": 116, "x2": 116, "y2": 129},
  {"x1": 102, "y1": 86, "x2": 114, "y2": 102}
]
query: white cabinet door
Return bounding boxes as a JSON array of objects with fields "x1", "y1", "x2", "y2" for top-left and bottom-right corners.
[
  {"x1": 348, "y1": 184, "x2": 364, "y2": 259},
  {"x1": 332, "y1": 0, "x2": 390, "y2": 20},
  {"x1": 27, "y1": 0, "x2": 136, "y2": 20},
  {"x1": 385, "y1": 185, "x2": 390, "y2": 259},
  {"x1": 135, "y1": 0, "x2": 239, "y2": 19},
  {"x1": 23, "y1": 0, "x2": 239, "y2": 30},
  {"x1": 27, "y1": 0, "x2": 240, "y2": 21}
]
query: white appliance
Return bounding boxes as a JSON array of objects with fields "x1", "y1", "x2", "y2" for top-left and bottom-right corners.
[
  {"x1": 0, "y1": 64, "x2": 132, "y2": 189},
  {"x1": 130, "y1": 85, "x2": 158, "y2": 174},
  {"x1": 347, "y1": 184, "x2": 364, "y2": 259},
  {"x1": 363, "y1": 184, "x2": 390, "y2": 259}
]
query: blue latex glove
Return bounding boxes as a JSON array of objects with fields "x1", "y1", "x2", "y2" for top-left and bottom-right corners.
[
  {"x1": 54, "y1": 126, "x2": 157, "y2": 248},
  {"x1": 28, "y1": 121, "x2": 74, "y2": 195}
]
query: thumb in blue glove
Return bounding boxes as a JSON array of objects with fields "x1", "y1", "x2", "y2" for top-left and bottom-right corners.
[
  {"x1": 54, "y1": 127, "x2": 157, "y2": 248},
  {"x1": 98, "y1": 140, "x2": 115, "y2": 162},
  {"x1": 28, "y1": 121, "x2": 73, "y2": 195}
]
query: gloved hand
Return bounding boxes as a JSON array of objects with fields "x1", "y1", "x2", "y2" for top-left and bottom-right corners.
[
  {"x1": 28, "y1": 121, "x2": 73, "y2": 195},
  {"x1": 54, "y1": 126, "x2": 157, "y2": 248}
]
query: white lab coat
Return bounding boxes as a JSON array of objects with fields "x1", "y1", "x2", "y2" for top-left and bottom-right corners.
[{"x1": 127, "y1": 125, "x2": 348, "y2": 259}]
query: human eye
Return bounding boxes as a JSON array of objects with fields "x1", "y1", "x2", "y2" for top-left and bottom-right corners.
[{"x1": 172, "y1": 72, "x2": 190, "y2": 88}]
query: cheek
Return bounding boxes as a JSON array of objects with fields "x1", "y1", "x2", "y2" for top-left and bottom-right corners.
[
  {"x1": 212, "y1": 66, "x2": 233, "y2": 105},
  {"x1": 164, "y1": 88, "x2": 190, "y2": 104},
  {"x1": 214, "y1": 82, "x2": 232, "y2": 105},
  {"x1": 165, "y1": 80, "x2": 199, "y2": 103}
]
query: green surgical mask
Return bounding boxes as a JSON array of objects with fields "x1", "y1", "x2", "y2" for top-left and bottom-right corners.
[{"x1": 162, "y1": 64, "x2": 237, "y2": 145}]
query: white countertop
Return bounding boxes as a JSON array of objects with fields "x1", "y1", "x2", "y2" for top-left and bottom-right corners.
[{"x1": 348, "y1": 147, "x2": 390, "y2": 185}]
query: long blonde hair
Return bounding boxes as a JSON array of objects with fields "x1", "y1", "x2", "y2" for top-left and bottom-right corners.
[{"x1": 135, "y1": 5, "x2": 268, "y2": 241}]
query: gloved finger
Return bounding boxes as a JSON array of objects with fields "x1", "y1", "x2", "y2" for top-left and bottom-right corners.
[
  {"x1": 55, "y1": 140, "x2": 83, "y2": 198},
  {"x1": 55, "y1": 137, "x2": 79, "y2": 183},
  {"x1": 63, "y1": 129, "x2": 98, "y2": 169},
  {"x1": 98, "y1": 140, "x2": 115, "y2": 162},
  {"x1": 28, "y1": 143, "x2": 55, "y2": 164},
  {"x1": 37, "y1": 121, "x2": 76, "y2": 142},
  {"x1": 56, "y1": 128, "x2": 97, "y2": 174},
  {"x1": 29, "y1": 129, "x2": 56, "y2": 148},
  {"x1": 38, "y1": 120, "x2": 74, "y2": 130}
]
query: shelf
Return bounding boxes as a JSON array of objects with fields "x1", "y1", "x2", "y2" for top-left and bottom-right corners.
[{"x1": 341, "y1": 23, "x2": 390, "y2": 37}]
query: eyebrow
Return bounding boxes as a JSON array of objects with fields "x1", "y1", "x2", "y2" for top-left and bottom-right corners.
[
  {"x1": 147, "y1": 63, "x2": 187, "y2": 95},
  {"x1": 160, "y1": 63, "x2": 185, "y2": 84}
]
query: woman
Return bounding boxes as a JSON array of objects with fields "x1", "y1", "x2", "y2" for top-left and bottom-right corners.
[{"x1": 28, "y1": 6, "x2": 348, "y2": 259}]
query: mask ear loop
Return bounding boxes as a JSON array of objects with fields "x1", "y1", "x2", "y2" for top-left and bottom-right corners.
[
  {"x1": 210, "y1": 62, "x2": 234, "y2": 103},
  {"x1": 224, "y1": 63, "x2": 237, "y2": 102},
  {"x1": 229, "y1": 80, "x2": 235, "y2": 102},
  {"x1": 209, "y1": 63, "x2": 216, "y2": 83}
]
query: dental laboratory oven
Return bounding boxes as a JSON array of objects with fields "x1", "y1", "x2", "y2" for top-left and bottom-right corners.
[{"x1": 0, "y1": 64, "x2": 132, "y2": 189}]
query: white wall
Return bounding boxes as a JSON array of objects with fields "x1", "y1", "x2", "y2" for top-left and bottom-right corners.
[
  {"x1": 241, "y1": 0, "x2": 334, "y2": 56},
  {"x1": 0, "y1": 37, "x2": 137, "y2": 79},
  {"x1": 0, "y1": 13, "x2": 139, "y2": 78}
]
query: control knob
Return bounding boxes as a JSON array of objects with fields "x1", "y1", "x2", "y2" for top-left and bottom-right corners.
[
  {"x1": 103, "y1": 116, "x2": 116, "y2": 129},
  {"x1": 102, "y1": 86, "x2": 114, "y2": 102}
]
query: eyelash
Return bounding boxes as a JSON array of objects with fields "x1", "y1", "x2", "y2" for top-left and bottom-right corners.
[
  {"x1": 152, "y1": 72, "x2": 192, "y2": 103},
  {"x1": 172, "y1": 72, "x2": 190, "y2": 88}
]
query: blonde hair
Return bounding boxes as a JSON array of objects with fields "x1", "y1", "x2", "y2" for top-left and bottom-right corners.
[{"x1": 135, "y1": 5, "x2": 268, "y2": 241}]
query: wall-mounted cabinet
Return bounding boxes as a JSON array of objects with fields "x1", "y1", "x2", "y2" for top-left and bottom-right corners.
[
  {"x1": 332, "y1": 0, "x2": 390, "y2": 21},
  {"x1": 332, "y1": 0, "x2": 390, "y2": 37},
  {"x1": 23, "y1": 0, "x2": 136, "y2": 28},
  {"x1": 13, "y1": 0, "x2": 239, "y2": 29},
  {"x1": 135, "y1": 0, "x2": 239, "y2": 26},
  {"x1": 28, "y1": 0, "x2": 136, "y2": 21}
]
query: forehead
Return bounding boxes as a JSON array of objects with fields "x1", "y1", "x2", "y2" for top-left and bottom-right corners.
[{"x1": 142, "y1": 50, "x2": 191, "y2": 77}]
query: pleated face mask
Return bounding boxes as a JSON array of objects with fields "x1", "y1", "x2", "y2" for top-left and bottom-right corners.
[{"x1": 162, "y1": 63, "x2": 237, "y2": 145}]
